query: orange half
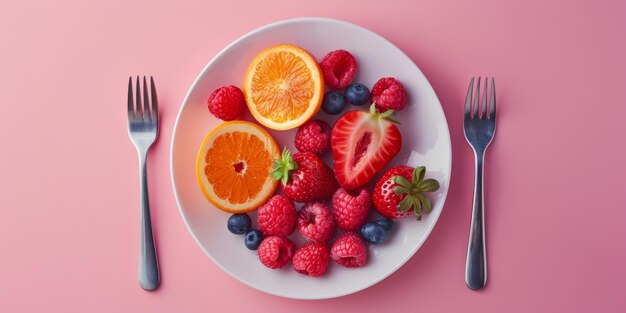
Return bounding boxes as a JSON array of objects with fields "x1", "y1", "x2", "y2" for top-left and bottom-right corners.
[
  {"x1": 243, "y1": 44, "x2": 324, "y2": 130},
  {"x1": 196, "y1": 121, "x2": 280, "y2": 213}
]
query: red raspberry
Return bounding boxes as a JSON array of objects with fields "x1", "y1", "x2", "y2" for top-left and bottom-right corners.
[
  {"x1": 294, "y1": 119, "x2": 332, "y2": 154},
  {"x1": 332, "y1": 188, "x2": 370, "y2": 231},
  {"x1": 331, "y1": 232, "x2": 367, "y2": 268},
  {"x1": 292, "y1": 242, "x2": 330, "y2": 277},
  {"x1": 371, "y1": 77, "x2": 408, "y2": 112},
  {"x1": 297, "y1": 202, "x2": 335, "y2": 243},
  {"x1": 207, "y1": 85, "x2": 246, "y2": 121},
  {"x1": 258, "y1": 195, "x2": 296, "y2": 236},
  {"x1": 257, "y1": 236, "x2": 296, "y2": 269},
  {"x1": 319, "y1": 50, "x2": 357, "y2": 90}
]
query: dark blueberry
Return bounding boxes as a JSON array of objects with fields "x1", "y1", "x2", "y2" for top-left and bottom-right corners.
[
  {"x1": 227, "y1": 213, "x2": 251, "y2": 234},
  {"x1": 375, "y1": 218, "x2": 395, "y2": 232},
  {"x1": 244, "y1": 229, "x2": 264, "y2": 250},
  {"x1": 322, "y1": 90, "x2": 346, "y2": 114},
  {"x1": 345, "y1": 83, "x2": 371, "y2": 106},
  {"x1": 360, "y1": 222, "x2": 386, "y2": 244}
]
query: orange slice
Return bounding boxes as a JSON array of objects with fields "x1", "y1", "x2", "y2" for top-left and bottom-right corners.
[
  {"x1": 243, "y1": 44, "x2": 324, "y2": 130},
  {"x1": 196, "y1": 121, "x2": 280, "y2": 213}
]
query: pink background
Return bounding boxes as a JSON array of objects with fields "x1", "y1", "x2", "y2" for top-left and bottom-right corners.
[{"x1": 1, "y1": 0, "x2": 625, "y2": 312}]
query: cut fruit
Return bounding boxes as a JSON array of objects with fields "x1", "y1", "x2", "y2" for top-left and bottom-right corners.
[
  {"x1": 331, "y1": 106, "x2": 402, "y2": 189},
  {"x1": 243, "y1": 44, "x2": 324, "y2": 130},
  {"x1": 196, "y1": 121, "x2": 280, "y2": 213}
]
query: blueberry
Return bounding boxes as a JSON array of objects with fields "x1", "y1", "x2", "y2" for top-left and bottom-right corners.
[
  {"x1": 345, "y1": 83, "x2": 371, "y2": 106},
  {"x1": 227, "y1": 213, "x2": 251, "y2": 234},
  {"x1": 244, "y1": 229, "x2": 264, "y2": 250},
  {"x1": 322, "y1": 90, "x2": 346, "y2": 114},
  {"x1": 360, "y1": 222, "x2": 386, "y2": 244},
  {"x1": 375, "y1": 218, "x2": 394, "y2": 232}
]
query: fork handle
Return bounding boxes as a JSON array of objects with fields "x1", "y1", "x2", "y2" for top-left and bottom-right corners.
[
  {"x1": 465, "y1": 150, "x2": 487, "y2": 290},
  {"x1": 138, "y1": 149, "x2": 160, "y2": 291}
]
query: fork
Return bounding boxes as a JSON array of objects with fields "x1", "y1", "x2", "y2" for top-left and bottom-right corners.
[
  {"x1": 463, "y1": 77, "x2": 496, "y2": 290},
  {"x1": 127, "y1": 76, "x2": 160, "y2": 291}
]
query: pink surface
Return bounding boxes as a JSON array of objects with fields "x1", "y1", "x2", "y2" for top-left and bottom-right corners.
[{"x1": 1, "y1": 0, "x2": 625, "y2": 312}]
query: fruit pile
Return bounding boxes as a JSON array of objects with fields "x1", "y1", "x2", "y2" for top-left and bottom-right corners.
[{"x1": 196, "y1": 44, "x2": 439, "y2": 277}]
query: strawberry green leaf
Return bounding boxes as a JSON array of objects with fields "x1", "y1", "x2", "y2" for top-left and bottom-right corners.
[
  {"x1": 393, "y1": 176, "x2": 412, "y2": 189},
  {"x1": 383, "y1": 116, "x2": 401, "y2": 124},
  {"x1": 379, "y1": 109, "x2": 395, "y2": 119},
  {"x1": 397, "y1": 196, "x2": 413, "y2": 212},
  {"x1": 393, "y1": 186, "x2": 408, "y2": 195},
  {"x1": 368, "y1": 103, "x2": 401, "y2": 124},
  {"x1": 413, "y1": 208, "x2": 422, "y2": 221},
  {"x1": 412, "y1": 166, "x2": 425, "y2": 185},
  {"x1": 369, "y1": 103, "x2": 377, "y2": 115},
  {"x1": 396, "y1": 165, "x2": 440, "y2": 221},
  {"x1": 417, "y1": 193, "x2": 432, "y2": 214},
  {"x1": 271, "y1": 147, "x2": 298, "y2": 185},
  {"x1": 411, "y1": 197, "x2": 422, "y2": 211},
  {"x1": 418, "y1": 179, "x2": 440, "y2": 192}
]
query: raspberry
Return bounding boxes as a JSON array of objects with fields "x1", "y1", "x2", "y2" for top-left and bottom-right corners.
[
  {"x1": 258, "y1": 195, "x2": 296, "y2": 236},
  {"x1": 371, "y1": 77, "x2": 408, "y2": 112},
  {"x1": 332, "y1": 188, "x2": 370, "y2": 231},
  {"x1": 331, "y1": 232, "x2": 367, "y2": 268},
  {"x1": 258, "y1": 236, "x2": 296, "y2": 269},
  {"x1": 292, "y1": 242, "x2": 330, "y2": 277},
  {"x1": 207, "y1": 85, "x2": 246, "y2": 121},
  {"x1": 297, "y1": 202, "x2": 335, "y2": 243},
  {"x1": 294, "y1": 119, "x2": 332, "y2": 154},
  {"x1": 319, "y1": 50, "x2": 357, "y2": 90}
]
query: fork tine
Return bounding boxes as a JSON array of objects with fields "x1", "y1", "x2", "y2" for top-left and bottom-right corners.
[
  {"x1": 135, "y1": 76, "x2": 142, "y2": 119},
  {"x1": 150, "y1": 76, "x2": 158, "y2": 122},
  {"x1": 489, "y1": 77, "x2": 496, "y2": 119},
  {"x1": 473, "y1": 77, "x2": 481, "y2": 118},
  {"x1": 464, "y1": 77, "x2": 474, "y2": 118},
  {"x1": 143, "y1": 76, "x2": 150, "y2": 120},
  {"x1": 480, "y1": 78, "x2": 488, "y2": 119},
  {"x1": 128, "y1": 77, "x2": 134, "y2": 117}
]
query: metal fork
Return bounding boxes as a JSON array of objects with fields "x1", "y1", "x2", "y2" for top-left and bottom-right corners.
[
  {"x1": 463, "y1": 77, "x2": 496, "y2": 290},
  {"x1": 127, "y1": 76, "x2": 160, "y2": 291}
]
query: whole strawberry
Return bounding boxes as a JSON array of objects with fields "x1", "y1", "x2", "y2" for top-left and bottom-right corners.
[
  {"x1": 331, "y1": 232, "x2": 367, "y2": 268},
  {"x1": 297, "y1": 202, "x2": 335, "y2": 243},
  {"x1": 257, "y1": 236, "x2": 296, "y2": 269},
  {"x1": 332, "y1": 188, "x2": 370, "y2": 231},
  {"x1": 294, "y1": 119, "x2": 332, "y2": 154},
  {"x1": 272, "y1": 149, "x2": 339, "y2": 202},
  {"x1": 293, "y1": 242, "x2": 330, "y2": 277},
  {"x1": 207, "y1": 85, "x2": 246, "y2": 121},
  {"x1": 372, "y1": 166, "x2": 439, "y2": 220},
  {"x1": 371, "y1": 77, "x2": 408, "y2": 112},
  {"x1": 258, "y1": 195, "x2": 296, "y2": 236}
]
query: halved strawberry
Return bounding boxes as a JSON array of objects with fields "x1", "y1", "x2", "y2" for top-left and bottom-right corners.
[{"x1": 331, "y1": 105, "x2": 402, "y2": 189}]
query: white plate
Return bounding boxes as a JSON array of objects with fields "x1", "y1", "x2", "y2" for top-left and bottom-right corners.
[{"x1": 171, "y1": 17, "x2": 451, "y2": 299}]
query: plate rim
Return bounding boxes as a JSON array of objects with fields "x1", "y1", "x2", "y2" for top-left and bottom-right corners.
[{"x1": 170, "y1": 17, "x2": 452, "y2": 299}]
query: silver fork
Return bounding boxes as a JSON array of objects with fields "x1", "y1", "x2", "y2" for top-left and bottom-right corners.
[
  {"x1": 127, "y1": 76, "x2": 160, "y2": 291},
  {"x1": 463, "y1": 77, "x2": 496, "y2": 290}
]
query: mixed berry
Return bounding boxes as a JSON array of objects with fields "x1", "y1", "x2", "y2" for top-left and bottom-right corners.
[
  {"x1": 244, "y1": 229, "x2": 263, "y2": 250},
  {"x1": 372, "y1": 77, "x2": 408, "y2": 112},
  {"x1": 207, "y1": 85, "x2": 246, "y2": 121},
  {"x1": 227, "y1": 213, "x2": 251, "y2": 235},
  {"x1": 322, "y1": 90, "x2": 347, "y2": 115},
  {"x1": 345, "y1": 83, "x2": 371, "y2": 106},
  {"x1": 294, "y1": 119, "x2": 332, "y2": 154},
  {"x1": 319, "y1": 49, "x2": 357, "y2": 90},
  {"x1": 210, "y1": 47, "x2": 440, "y2": 277}
]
